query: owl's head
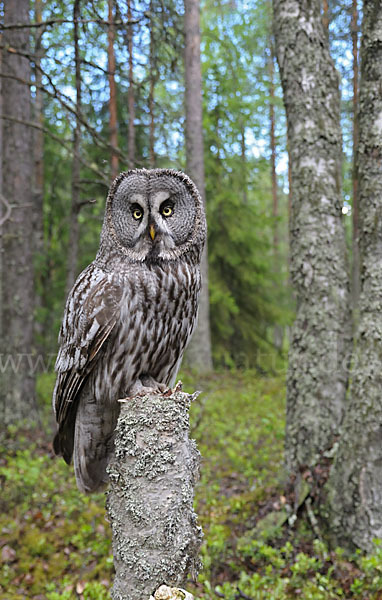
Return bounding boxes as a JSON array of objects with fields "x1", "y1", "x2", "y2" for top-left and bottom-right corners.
[{"x1": 99, "y1": 169, "x2": 206, "y2": 264}]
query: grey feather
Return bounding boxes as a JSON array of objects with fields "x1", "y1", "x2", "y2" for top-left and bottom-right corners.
[{"x1": 52, "y1": 169, "x2": 206, "y2": 493}]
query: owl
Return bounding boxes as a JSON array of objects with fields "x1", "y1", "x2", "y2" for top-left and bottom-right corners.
[{"x1": 52, "y1": 169, "x2": 206, "y2": 493}]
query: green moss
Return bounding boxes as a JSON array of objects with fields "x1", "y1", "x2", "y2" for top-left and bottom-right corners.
[{"x1": 1, "y1": 371, "x2": 382, "y2": 599}]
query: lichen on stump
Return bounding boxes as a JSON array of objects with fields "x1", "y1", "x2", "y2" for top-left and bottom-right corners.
[{"x1": 106, "y1": 383, "x2": 203, "y2": 600}]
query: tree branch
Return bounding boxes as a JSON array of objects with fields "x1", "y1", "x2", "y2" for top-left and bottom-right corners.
[
  {"x1": 0, "y1": 18, "x2": 140, "y2": 30},
  {"x1": 0, "y1": 67, "x2": 128, "y2": 164}
]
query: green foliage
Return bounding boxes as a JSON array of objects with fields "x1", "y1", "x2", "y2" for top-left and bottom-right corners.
[
  {"x1": 33, "y1": 0, "x2": 293, "y2": 367},
  {"x1": 200, "y1": 0, "x2": 292, "y2": 366},
  {"x1": 0, "y1": 425, "x2": 113, "y2": 598},
  {"x1": 2, "y1": 371, "x2": 382, "y2": 599}
]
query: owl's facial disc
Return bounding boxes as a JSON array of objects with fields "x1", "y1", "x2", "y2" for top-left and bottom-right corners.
[{"x1": 107, "y1": 170, "x2": 202, "y2": 262}]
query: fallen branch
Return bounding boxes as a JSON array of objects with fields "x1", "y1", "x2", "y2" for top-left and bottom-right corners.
[{"x1": 106, "y1": 384, "x2": 203, "y2": 600}]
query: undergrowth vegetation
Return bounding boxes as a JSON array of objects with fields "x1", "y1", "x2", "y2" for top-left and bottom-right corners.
[{"x1": 1, "y1": 371, "x2": 382, "y2": 599}]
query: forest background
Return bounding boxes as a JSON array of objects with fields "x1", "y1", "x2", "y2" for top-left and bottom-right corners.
[{"x1": 3, "y1": 0, "x2": 382, "y2": 599}]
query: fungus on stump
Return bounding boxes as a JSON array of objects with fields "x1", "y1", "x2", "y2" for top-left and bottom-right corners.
[{"x1": 106, "y1": 384, "x2": 202, "y2": 600}]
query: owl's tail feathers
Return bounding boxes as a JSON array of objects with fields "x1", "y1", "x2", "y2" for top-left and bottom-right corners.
[
  {"x1": 53, "y1": 402, "x2": 77, "y2": 465},
  {"x1": 53, "y1": 423, "x2": 75, "y2": 465},
  {"x1": 73, "y1": 395, "x2": 118, "y2": 494}
]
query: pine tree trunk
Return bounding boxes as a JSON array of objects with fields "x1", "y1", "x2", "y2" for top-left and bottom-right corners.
[
  {"x1": 269, "y1": 44, "x2": 278, "y2": 251},
  {"x1": 149, "y1": 3, "x2": 156, "y2": 168},
  {"x1": 127, "y1": 0, "x2": 135, "y2": 168},
  {"x1": 0, "y1": 30, "x2": 3, "y2": 345},
  {"x1": 0, "y1": 0, "x2": 38, "y2": 427},
  {"x1": 322, "y1": 0, "x2": 329, "y2": 33},
  {"x1": 325, "y1": 2, "x2": 382, "y2": 551},
  {"x1": 66, "y1": 0, "x2": 82, "y2": 296},
  {"x1": 273, "y1": 0, "x2": 351, "y2": 474},
  {"x1": 269, "y1": 43, "x2": 283, "y2": 351},
  {"x1": 240, "y1": 120, "x2": 247, "y2": 204},
  {"x1": 33, "y1": 0, "x2": 45, "y2": 347},
  {"x1": 34, "y1": 0, "x2": 44, "y2": 249},
  {"x1": 108, "y1": 0, "x2": 119, "y2": 180},
  {"x1": 184, "y1": 0, "x2": 213, "y2": 372}
]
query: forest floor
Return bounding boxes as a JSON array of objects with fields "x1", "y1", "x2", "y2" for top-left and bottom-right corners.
[{"x1": 1, "y1": 370, "x2": 382, "y2": 599}]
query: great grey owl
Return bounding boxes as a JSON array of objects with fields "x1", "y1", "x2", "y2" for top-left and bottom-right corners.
[{"x1": 53, "y1": 168, "x2": 206, "y2": 493}]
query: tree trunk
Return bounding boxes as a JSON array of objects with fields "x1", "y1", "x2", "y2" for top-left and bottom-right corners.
[
  {"x1": 0, "y1": 0, "x2": 38, "y2": 427},
  {"x1": 273, "y1": 0, "x2": 351, "y2": 474},
  {"x1": 184, "y1": 0, "x2": 213, "y2": 372},
  {"x1": 269, "y1": 42, "x2": 284, "y2": 352},
  {"x1": 240, "y1": 120, "x2": 247, "y2": 204},
  {"x1": 322, "y1": 0, "x2": 329, "y2": 33},
  {"x1": 33, "y1": 0, "x2": 45, "y2": 347},
  {"x1": 127, "y1": 0, "x2": 135, "y2": 168},
  {"x1": 269, "y1": 44, "x2": 278, "y2": 251},
  {"x1": 0, "y1": 29, "x2": 3, "y2": 345},
  {"x1": 66, "y1": 0, "x2": 82, "y2": 296},
  {"x1": 106, "y1": 387, "x2": 202, "y2": 599},
  {"x1": 351, "y1": 0, "x2": 360, "y2": 319},
  {"x1": 108, "y1": 0, "x2": 119, "y2": 180},
  {"x1": 149, "y1": 3, "x2": 156, "y2": 168},
  {"x1": 325, "y1": 1, "x2": 382, "y2": 551},
  {"x1": 34, "y1": 0, "x2": 44, "y2": 251}
]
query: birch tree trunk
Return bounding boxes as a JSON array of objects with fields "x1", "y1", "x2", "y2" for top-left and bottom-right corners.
[
  {"x1": 106, "y1": 387, "x2": 202, "y2": 599},
  {"x1": 351, "y1": 0, "x2": 360, "y2": 318},
  {"x1": 184, "y1": 0, "x2": 213, "y2": 372},
  {"x1": 325, "y1": 2, "x2": 382, "y2": 551},
  {"x1": 0, "y1": 0, "x2": 38, "y2": 426},
  {"x1": 273, "y1": 0, "x2": 351, "y2": 474}
]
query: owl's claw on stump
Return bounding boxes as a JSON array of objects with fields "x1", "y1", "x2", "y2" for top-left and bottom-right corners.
[{"x1": 118, "y1": 377, "x2": 171, "y2": 402}]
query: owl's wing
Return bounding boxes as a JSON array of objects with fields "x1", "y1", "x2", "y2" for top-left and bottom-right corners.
[{"x1": 53, "y1": 263, "x2": 123, "y2": 462}]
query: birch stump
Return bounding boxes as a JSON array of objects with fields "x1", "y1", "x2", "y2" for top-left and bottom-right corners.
[{"x1": 106, "y1": 384, "x2": 202, "y2": 600}]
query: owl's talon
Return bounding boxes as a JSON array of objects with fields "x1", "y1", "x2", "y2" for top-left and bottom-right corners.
[{"x1": 173, "y1": 380, "x2": 183, "y2": 393}]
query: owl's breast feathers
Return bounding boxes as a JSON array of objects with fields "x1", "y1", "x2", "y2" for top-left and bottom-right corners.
[{"x1": 53, "y1": 259, "x2": 200, "y2": 464}]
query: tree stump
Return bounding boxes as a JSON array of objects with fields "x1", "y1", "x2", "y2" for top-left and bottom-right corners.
[{"x1": 106, "y1": 383, "x2": 203, "y2": 600}]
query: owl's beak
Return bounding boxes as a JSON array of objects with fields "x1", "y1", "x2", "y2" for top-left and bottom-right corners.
[{"x1": 149, "y1": 224, "x2": 156, "y2": 240}]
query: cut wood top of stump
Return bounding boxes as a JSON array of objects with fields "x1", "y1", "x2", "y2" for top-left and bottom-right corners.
[{"x1": 150, "y1": 585, "x2": 194, "y2": 600}]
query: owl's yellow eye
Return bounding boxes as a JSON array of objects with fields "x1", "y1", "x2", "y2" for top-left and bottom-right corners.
[
  {"x1": 161, "y1": 205, "x2": 173, "y2": 217},
  {"x1": 132, "y1": 207, "x2": 143, "y2": 220}
]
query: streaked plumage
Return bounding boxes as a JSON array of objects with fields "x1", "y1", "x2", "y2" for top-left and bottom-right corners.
[{"x1": 53, "y1": 169, "x2": 206, "y2": 493}]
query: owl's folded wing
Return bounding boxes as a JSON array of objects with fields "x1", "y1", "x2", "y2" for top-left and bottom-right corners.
[{"x1": 53, "y1": 263, "x2": 123, "y2": 460}]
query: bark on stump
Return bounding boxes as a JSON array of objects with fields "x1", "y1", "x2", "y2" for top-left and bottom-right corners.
[{"x1": 106, "y1": 385, "x2": 202, "y2": 600}]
